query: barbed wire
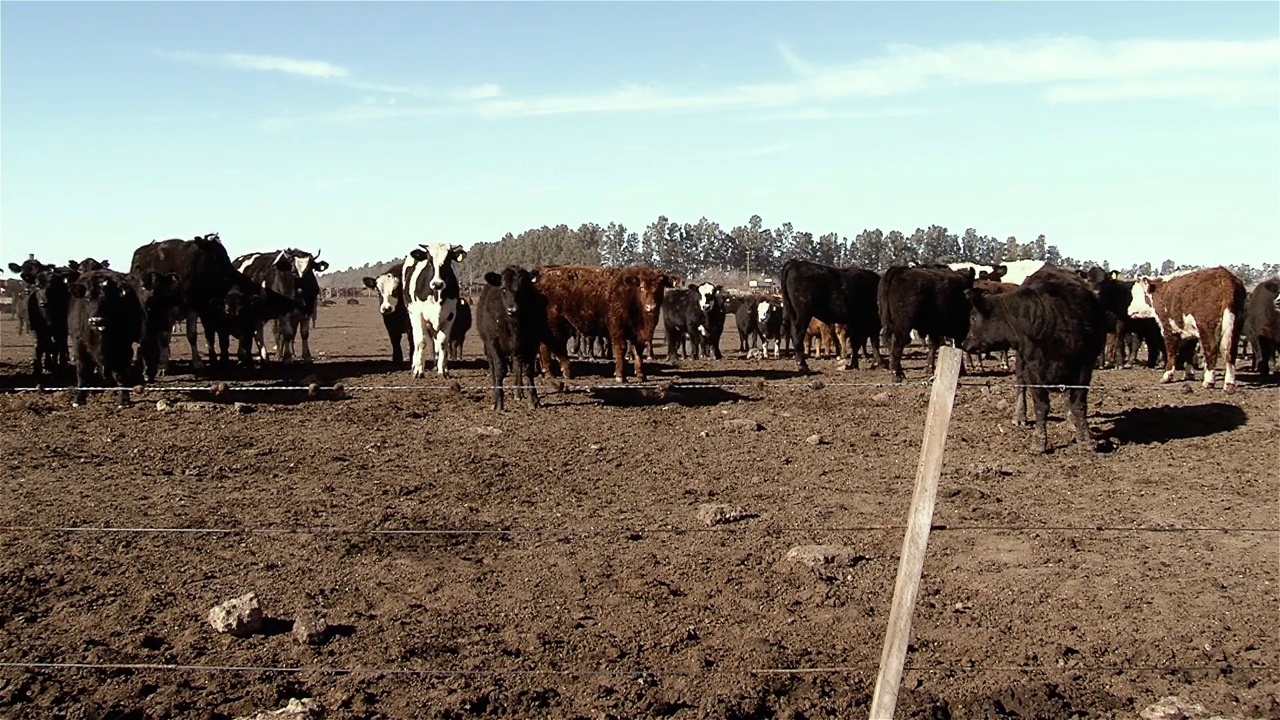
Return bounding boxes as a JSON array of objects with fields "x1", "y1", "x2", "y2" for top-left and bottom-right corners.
[
  {"x1": 0, "y1": 523, "x2": 1272, "y2": 537},
  {"x1": 0, "y1": 660, "x2": 1267, "y2": 677},
  {"x1": 1, "y1": 377, "x2": 1270, "y2": 394}
]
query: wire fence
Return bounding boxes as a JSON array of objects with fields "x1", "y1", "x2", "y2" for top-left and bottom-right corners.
[{"x1": 0, "y1": 660, "x2": 1267, "y2": 678}]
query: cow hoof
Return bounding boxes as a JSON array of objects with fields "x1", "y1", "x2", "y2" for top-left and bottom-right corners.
[{"x1": 1223, "y1": 382, "x2": 1237, "y2": 394}]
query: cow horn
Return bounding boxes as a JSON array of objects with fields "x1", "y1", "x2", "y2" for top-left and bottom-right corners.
[{"x1": 313, "y1": 248, "x2": 321, "y2": 260}]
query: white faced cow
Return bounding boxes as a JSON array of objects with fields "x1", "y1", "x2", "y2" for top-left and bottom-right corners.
[
  {"x1": 1128, "y1": 266, "x2": 1246, "y2": 391},
  {"x1": 402, "y1": 242, "x2": 467, "y2": 378},
  {"x1": 232, "y1": 248, "x2": 327, "y2": 362}
]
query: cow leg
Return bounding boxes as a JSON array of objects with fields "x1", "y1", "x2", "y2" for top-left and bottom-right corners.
[
  {"x1": 185, "y1": 313, "x2": 204, "y2": 369},
  {"x1": 433, "y1": 328, "x2": 449, "y2": 377},
  {"x1": 1067, "y1": 387, "x2": 1092, "y2": 451},
  {"x1": 409, "y1": 313, "x2": 429, "y2": 378},
  {"x1": 1011, "y1": 369, "x2": 1030, "y2": 427},
  {"x1": 255, "y1": 321, "x2": 270, "y2": 362},
  {"x1": 299, "y1": 313, "x2": 313, "y2": 361},
  {"x1": 387, "y1": 325, "x2": 404, "y2": 365},
  {"x1": 1258, "y1": 338, "x2": 1273, "y2": 377},
  {"x1": 665, "y1": 327, "x2": 682, "y2": 362},
  {"x1": 631, "y1": 339, "x2": 648, "y2": 383},
  {"x1": 488, "y1": 349, "x2": 506, "y2": 411},
  {"x1": 610, "y1": 335, "x2": 629, "y2": 383},
  {"x1": 888, "y1": 331, "x2": 908, "y2": 382},
  {"x1": 72, "y1": 345, "x2": 93, "y2": 407},
  {"x1": 1160, "y1": 333, "x2": 1183, "y2": 384},
  {"x1": 789, "y1": 312, "x2": 810, "y2": 372},
  {"x1": 1030, "y1": 387, "x2": 1051, "y2": 454}
]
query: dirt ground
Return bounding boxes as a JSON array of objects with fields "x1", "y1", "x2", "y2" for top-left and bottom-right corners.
[{"x1": 0, "y1": 301, "x2": 1276, "y2": 720}]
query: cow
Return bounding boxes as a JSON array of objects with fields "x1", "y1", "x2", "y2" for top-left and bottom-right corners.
[
  {"x1": 1085, "y1": 267, "x2": 1165, "y2": 370},
  {"x1": 965, "y1": 279, "x2": 1018, "y2": 372},
  {"x1": 695, "y1": 282, "x2": 727, "y2": 360},
  {"x1": 984, "y1": 260, "x2": 1049, "y2": 285},
  {"x1": 8, "y1": 258, "x2": 74, "y2": 384},
  {"x1": 964, "y1": 273, "x2": 1108, "y2": 453},
  {"x1": 756, "y1": 298, "x2": 787, "y2": 359},
  {"x1": 477, "y1": 266, "x2": 547, "y2": 411},
  {"x1": 128, "y1": 233, "x2": 240, "y2": 371},
  {"x1": 66, "y1": 270, "x2": 144, "y2": 407},
  {"x1": 1243, "y1": 278, "x2": 1279, "y2": 376},
  {"x1": 232, "y1": 248, "x2": 327, "y2": 362},
  {"x1": 447, "y1": 298, "x2": 472, "y2": 361},
  {"x1": 2, "y1": 278, "x2": 29, "y2": 334},
  {"x1": 661, "y1": 285, "x2": 713, "y2": 361},
  {"x1": 68, "y1": 258, "x2": 110, "y2": 272},
  {"x1": 804, "y1": 317, "x2": 848, "y2": 359},
  {"x1": 535, "y1": 264, "x2": 669, "y2": 383},
  {"x1": 402, "y1": 242, "x2": 467, "y2": 378},
  {"x1": 879, "y1": 266, "x2": 975, "y2": 382},
  {"x1": 780, "y1": 259, "x2": 883, "y2": 372},
  {"x1": 363, "y1": 262, "x2": 411, "y2": 365},
  {"x1": 1129, "y1": 267, "x2": 1245, "y2": 391},
  {"x1": 735, "y1": 297, "x2": 761, "y2": 353}
]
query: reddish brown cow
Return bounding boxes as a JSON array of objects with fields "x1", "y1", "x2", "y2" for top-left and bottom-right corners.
[
  {"x1": 804, "y1": 317, "x2": 847, "y2": 359},
  {"x1": 1129, "y1": 267, "x2": 1245, "y2": 391},
  {"x1": 536, "y1": 264, "x2": 669, "y2": 383}
]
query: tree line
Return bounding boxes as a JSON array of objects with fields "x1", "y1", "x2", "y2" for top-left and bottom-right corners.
[{"x1": 316, "y1": 214, "x2": 1280, "y2": 291}]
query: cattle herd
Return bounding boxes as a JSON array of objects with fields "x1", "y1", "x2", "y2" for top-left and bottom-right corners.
[{"x1": 3, "y1": 234, "x2": 1279, "y2": 452}]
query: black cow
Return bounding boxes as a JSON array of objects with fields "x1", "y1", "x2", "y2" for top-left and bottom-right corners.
[
  {"x1": 879, "y1": 266, "x2": 975, "y2": 381},
  {"x1": 661, "y1": 285, "x2": 712, "y2": 361},
  {"x1": 1244, "y1": 278, "x2": 1280, "y2": 375},
  {"x1": 1085, "y1": 267, "x2": 1165, "y2": 369},
  {"x1": 964, "y1": 274, "x2": 1107, "y2": 453},
  {"x1": 67, "y1": 270, "x2": 144, "y2": 407},
  {"x1": 363, "y1": 262, "x2": 412, "y2": 365},
  {"x1": 7, "y1": 258, "x2": 74, "y2": 384},
  {"x1": 477, "y1": 266, "x2": 547, "y2": 411},
  {"x1": 68, "y1": 258, "x2": 110, "y2": 272},
  {"x1": 734, "y1": 297, "x2": 760, "y2": 353},
  {"x1": 129, "y1": 233, "x2": 238, "y2": 370},
  {"x1": 447, "y1": 297, "x2": 472, "y2": 361},
  {"x1": 780, "y1": 260, "x2": 883, "y2": 372}
]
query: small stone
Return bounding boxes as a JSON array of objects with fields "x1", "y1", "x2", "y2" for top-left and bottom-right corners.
[
  {"x1": 698, "y1": 430, "x2": 709, "y2": 438},
  {"x1": 234, "y1": 402, "x2": 256, "y2": 414},
  {"x1": 208, "y1": 592, "x2": 264, "y2": 637},
  {"x1": 471, "y1": 425, "x2": 502, "y2": 436},
  {"x1": 782, "y1": 545, "x2": 869, "y2": 570},
  {"x1": 722, "y1": 419, "x2": 761, "y2": 433},
  {"x1": 292, "y1": 610, "x2": 329, "y2": 646},
  {"x1": 233, "y1": 698, "x2": 325, "y2": 720},
  {"x1": 872, "y1": 392, "x2": 890, "y2": 404},
  {"x1": 155, "y1": 399, "x2": 172, "y2": 412},
  {"x1": 589, "y1": 444, "x2": 602, "y2": 451},
  {"x1": 805, "y1": 434, "x2": 825, "y2": 446},
  {"x1": 1139, "y1": 696, "x2": 1205, "y2": 720},
  {"x1": 996, "y1": 399, "x2": 1010, "y2": 411},
  {"x1": 1180, "y1": 384, "x2": 1193, "y2": 394},
  {"x1": 696, "y1": 504, "x2": 754, "y2": 526}
]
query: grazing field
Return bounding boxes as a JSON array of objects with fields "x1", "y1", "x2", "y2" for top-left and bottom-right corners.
[{"x1": 0, "y1": 303, "x2": 1276, "y2": 720}]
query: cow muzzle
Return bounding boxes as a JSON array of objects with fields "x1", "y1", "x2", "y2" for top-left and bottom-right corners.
[
  {"x1": 643, "y1": 303, "x2": 657, "y2": 313},
  {"x1": 380, "y1": 304, "x2": 395, "y2": 315},
  {"x1": 430, "y1": 280, "x2": 445, "y2": 292}
]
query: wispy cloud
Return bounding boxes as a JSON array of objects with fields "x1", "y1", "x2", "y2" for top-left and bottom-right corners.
[
  {"x1": 174, "y1": 35, "x2": 1278, "y2": 129},
  {"x1": 156, "y1": 50, "x2": 350, "y2": 79}
]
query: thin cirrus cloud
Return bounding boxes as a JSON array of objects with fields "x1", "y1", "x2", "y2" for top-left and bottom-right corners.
[{"x1": 161, "y1": 35, "x2": 1279, "y2": 129}]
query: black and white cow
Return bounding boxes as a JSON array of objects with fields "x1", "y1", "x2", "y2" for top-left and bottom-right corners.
[
  {"x1": 402, "y1": 242, "x2": 467, "y2": 378},
  {"x1": 695, "y1": 282, "x2": 726, "y2": 360},
  {"x1": 232, "y1": 248, "x2": 328, "y2": 362},
  {"x1": 661, "y1": 284, "x2": 712, "y2": 361},
  {"x1": 756, "y1": 298, "x2": 787, "y2": 358},
  {"x1": 67, "y1": 269, "x2": 144, "y2": 407},
  {"x1": 363, "y1": 262, "x2": 412, "y2": 365}
]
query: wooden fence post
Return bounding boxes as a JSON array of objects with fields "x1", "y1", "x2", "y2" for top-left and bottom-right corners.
[{"x1": 869, "y1": 345, "x2": 964, "y2": 719}]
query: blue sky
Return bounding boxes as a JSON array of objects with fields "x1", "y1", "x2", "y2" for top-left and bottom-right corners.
[{"x1": 3, "y1": 1, "x2": 1277, "y2": 274}]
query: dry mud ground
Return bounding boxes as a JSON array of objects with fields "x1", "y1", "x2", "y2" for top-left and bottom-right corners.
[{"x1": 0, "y1": 302, "x2": 1276, "y2": 720}]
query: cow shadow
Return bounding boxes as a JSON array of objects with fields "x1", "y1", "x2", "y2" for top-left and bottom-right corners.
[
  {"x1": 1235, "y1": 371, "x2": 1280, "y2": 388},
  {"x1": 1098, "y1": 402, "x2": 1248, "y2": 445},
  {"x1": 657, "y1": 367, "x2": 797, "y2": 381},
  {"x1": 585, "y1": 383, "x2": 755, "y2": 408}
]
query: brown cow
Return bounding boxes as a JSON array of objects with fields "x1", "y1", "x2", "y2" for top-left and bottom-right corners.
[
  {"x1": 1129, "y1": 267, "x2": 1246, "y2": 391},
  {"x1": 536, "y1": 264, "x2": 669, "y2": 383},
  {"x1": 804, "y1": 317, "x2": 847, "y2": 359}
]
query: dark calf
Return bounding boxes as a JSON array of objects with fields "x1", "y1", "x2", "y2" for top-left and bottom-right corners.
[
  {"x1": 477, "y1": 267, "x2": 547, "y2": 411},
  {"x1": 661, "y1": 285, "x2": 711, "y2": 361},
  {"x1": 9, "y1": 259, "x2": 73, "y2": 384},
  {"x1": 780, "y1": 259, "x2": 883, "y2": 372},
  {"x1": 735, "y1": 298, "x2": 760, "y2": 352},
  {"x1": 363, "y1": 262, "x2": 412, "y2": 365},
  {"x1": 879, "y1": 266, "x2": 975, "y2": 381},
  {"x1": 1244, "y1": 278, "x2": 1279, "y2": 376}
]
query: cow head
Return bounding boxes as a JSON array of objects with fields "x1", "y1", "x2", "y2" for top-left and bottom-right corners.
[
  {"x1": 623, "y1": 268, "x2": 666, "y2": 314},
  {"x1": 953, "y1": 266, "x2": 977, "y2": 285},
  {"x1": 962, "y1": 288, "x2": 1007, "y2": 354},
  {"x1": 757, "y1": 300, "x2": 776, "y2": 326},
  {"x1": 408, "y1": 243, "x2": 466, "y2": 297},
  {"x1": 1128, "y1": 278, "x2": 1160, "y2": 319},
  {"x1": 70, "y1": 272, "x2": 132, "y2": 331},
  {"x1": 363, "y1": 270, "x2": 403, "y2": 315},
  {"x1": 484, "y1": 266, "x2": 540, "y2": 317},
  {"x1": 9, "y1": 258, "x2": 51, "y2": 285},
  {"x1": 695, "y1": 282, "x2": 717, "y2": 313},
  {"x1": 985, "y1": 265, "x2": 1008, "y2": 282}
]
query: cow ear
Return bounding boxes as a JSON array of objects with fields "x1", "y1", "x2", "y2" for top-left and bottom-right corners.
[
  {"x1": 8, "y1": 263, "x2": 24, "y2": 275},
  {"x1": 451, "y1": 245, "x2": 467, "y2": 261},
  {"x1": 528, "y1": 268, "x2": 540, "y2": 284},
  {"x1": 484, "y1": 272, "x2": 502, "y2": 287},
  {"x1": 69, "y1": 282, "x2": 87, "y2": 298},
  {"x1": 314, "y1": 261, "x2": 329, "y2": 272},
  {"x1": 67, "y1": 260, "x2": 79, "y2": 271},
  {"x1": 362, "y1": 277, "x2": 378, "y2": 289},
  {"x1": 101, "y1": 260, "x2": 110, "y2": 269},
  {"x1": 688, "y1": 283, "x2": 699, "y2": 291},
  {"x1": 964, "y1": 288, "x2": 990, "y2": 314},
  {"x1": 409, "y1": 249, "x2": 429, "y2": 262},
  {"x1": 1109, "y1": 270, "x2": 1120, "y2": 280}
]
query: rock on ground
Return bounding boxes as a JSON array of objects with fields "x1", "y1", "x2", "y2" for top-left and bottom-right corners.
[
  {"x1": 208, "y1": 592, "x2": 264, "y2": 637},
  {"x1": 695, "y1": 504, "x2": 755, "y2": 527},
  {"x1": 781, "y1": 545, "x2": 869, "y2": 571},
  {"x1": 292, "y1": 610, "x2": 330, "y2": 646},
  {"x1": 234, "y1": 698, "x2": 325, "y2": 720}
]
